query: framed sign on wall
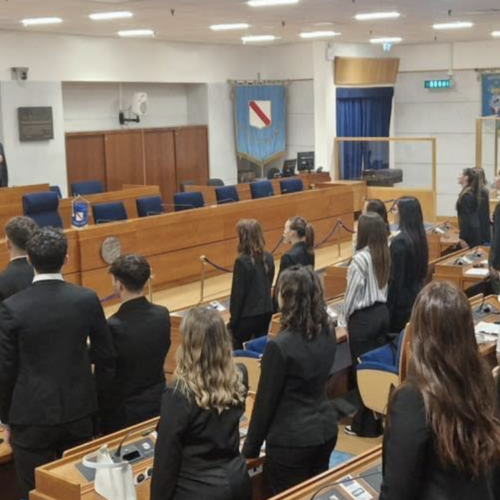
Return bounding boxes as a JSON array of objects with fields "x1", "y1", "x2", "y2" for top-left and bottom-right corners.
[{"x1": 18, "y1": 106, "x2": 54, "y2": 142}]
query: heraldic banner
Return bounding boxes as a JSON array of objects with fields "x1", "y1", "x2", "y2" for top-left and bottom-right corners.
[
  {"x1": 234, "y1": 84, "x2": 286, "y2": 166},
  {"x1": 481, "y1": 73, "x2": 500, "y2": 117}
]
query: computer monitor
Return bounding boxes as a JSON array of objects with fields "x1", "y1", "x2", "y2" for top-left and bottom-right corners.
[
  {"x1": 282, "y1": 159, "x2": 296, "y2": 177},
  {"x1": 297, "y1": 151, "x2": 315, "y2": 172}
]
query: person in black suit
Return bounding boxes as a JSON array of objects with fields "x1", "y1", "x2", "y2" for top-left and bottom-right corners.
[
  {"x1": 150, "y1": 307, "x2": 251, "y2": 500},
  {"x1": 98, "y1": 254, "x2": 171, "y2": 435},
  {"x1": 0, "y1": 228, "x2": 115, "y2": 497},
  {"x1": 243, "y1": 266, "x2": 338, "y2": 495},
  {"x1": 388, "y1": 197, "x2": 429, "y2": 333},
  {"x1": 0, "y1": 142, "x2": 8, "y2": 188},
  {"x1": 456, "y1": 167, "x2": 481, "y2": 248},
  {"x1": 0, "y1": 216, "x2": 37, "y2": 301},
  {"x1": 380, "y1": 281, "x2": 500, "y2": 500},
  {"x1": 229, "y1": 219, "x2": 275, "y2": 349},
  {"x1": 489, "y1": 172, "x2": 500, "y2": 294},
  {"x1": 475, "y1": 167, "x2": 492, "y2": 245}
]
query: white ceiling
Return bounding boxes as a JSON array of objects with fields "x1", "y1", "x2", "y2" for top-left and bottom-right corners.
[{"x1": 0, "y1": 0, "x2": 499, "y2": 45}]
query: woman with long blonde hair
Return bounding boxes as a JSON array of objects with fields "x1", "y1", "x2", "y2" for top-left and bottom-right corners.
[{"x1": 151, "y1": 308, "x2": 251, "y2": 500}]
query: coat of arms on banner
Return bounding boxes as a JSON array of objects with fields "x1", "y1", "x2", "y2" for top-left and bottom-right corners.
[{"x1": 249, "y1": 100, "x2": 272, "y2": 129}]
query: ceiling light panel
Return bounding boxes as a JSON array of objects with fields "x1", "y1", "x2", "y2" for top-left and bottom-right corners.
[
  {"x1": 89, "y1": 11, "x2": 133, "y2": 21},
  {"x1": 355, "y1": 12, "x2": 400, "y2": 21}
]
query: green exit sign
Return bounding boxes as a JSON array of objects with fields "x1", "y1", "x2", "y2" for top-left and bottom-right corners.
[{"x1": 424, "y1": 79, "x2": 453, "y2": 89}]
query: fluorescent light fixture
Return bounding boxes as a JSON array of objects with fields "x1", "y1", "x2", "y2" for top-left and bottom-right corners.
[
  {"x1": 433, "y1": 21, "x2": 473, "y2": 30},
  {"x1": 242, "y1": 35, "x2": 277, "y2": 43},
  {"x1": 300, "y1": 31, "x2": 341, "y2": 39},
  {"x1": 118, "y1": 29, "x2": 155, "y2": 37},
  {"x1": 355, "y1": 11, "x2": 400, "y2": 21},
  {"x1": 248, "y1": 0, "x2": 299, "y2": 7},
  {"x1": 370, "y1": 37, "x2": 402, "y2": 44},
  {"x1": 492, "y1": 31, "x2": 500, "y2": 37},
  {"x1": 89, "y1": 11, "x2": 133, "y2": 21},
  {"x1": 21, "y1": 17, "x2": 62, "y2": 26},
  {"x1": 210, "y1": 23, "x2": 250, "y2": 31}
]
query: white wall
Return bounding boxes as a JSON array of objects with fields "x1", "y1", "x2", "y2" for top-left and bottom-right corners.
[{"x1": 0, "y1": 81, "x2": 67, "y2": 194}]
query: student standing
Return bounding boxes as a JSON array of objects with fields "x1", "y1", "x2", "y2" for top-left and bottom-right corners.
[
  {"x1": 490, "y1": 172, "x2": 500, "y2": 295},
  {"x1": 337, "y1": 213, "x2": 390, "y2": 437},
  {"x1": 363, "y1": 198, "x2": 391, "y2": 236},
  {"x1": 243, "y1": 266, "x2": 337, "y2": 495},
  {"x1": 475, "y1": 167, "x2": 492, "y2": 245},
  {"x1": 388, "y1": 197, "x2": 429, "y2": 333},
  {"x1": 456, "y1": 167, "x2": 481, "y2": 248},
  {"x1": 380, "y1": 281, "x2": 500, "y2": 500},
  {"x1": 150, "y1": 308, "x2": 251, "y2": 500},
  {"x1": 229, "y1": 219, "x2": 275, "y2": 349}
]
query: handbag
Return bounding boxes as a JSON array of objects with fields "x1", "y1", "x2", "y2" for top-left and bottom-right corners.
[{"x1": 83, "y1": 445, "x2": 137, "y2": 500}]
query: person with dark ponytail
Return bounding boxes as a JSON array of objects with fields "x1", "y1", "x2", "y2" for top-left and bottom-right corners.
[
  {"x1": 474, "y1": 167, "x2": 492, "y2": 245},
  {"x1": 280, "y1": 216, "x2": 315, "y2": 270},
  {"x1": 456, "y1": 167, "x2": 481, "y2": 248},
  {"x1": 388, "y1": 197, "x2": 428, "y2": 333},
  {"x1": 363, "y1": 198, "x2": 390, "y2": 235}
]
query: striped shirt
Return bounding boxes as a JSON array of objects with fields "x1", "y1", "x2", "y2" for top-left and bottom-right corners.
[{"x1": 338, "y1": 247, "x2": 388, "y2": 328}]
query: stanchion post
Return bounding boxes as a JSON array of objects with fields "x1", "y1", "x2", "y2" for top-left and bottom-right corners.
[
  {"x1": 199, "y1": 256, "x2": 207, "y2": 305},
  {"x1": 337, "y1": 222, "x2": 342, "y2": 257}
]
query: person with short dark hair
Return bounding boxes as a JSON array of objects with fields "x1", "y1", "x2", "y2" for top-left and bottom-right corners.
[
  {"x1": 0, "y1": 216, "x2": 37, "y2": 301},
  {"x1": 99, "y1": 254, "x2": 171, "y2": 434},
  {"x1": 0, "y1": 227, "x2": 115, "y2": 497}
]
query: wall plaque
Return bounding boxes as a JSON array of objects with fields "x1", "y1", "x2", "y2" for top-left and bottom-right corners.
[
  {"x1": 100, "y1": 236, "x2": 122, "y2": 265},
  {"x1": 18, "y1": 107, "x2": 54, "y2": 142}
]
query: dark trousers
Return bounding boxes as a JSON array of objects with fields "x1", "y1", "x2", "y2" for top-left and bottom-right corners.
[
  {"x1": 348, "y1": 302, "x2": 390, "y2": 437},
  {"x1": 264, "y1": 436, "x2": 337, "y2": 496},
  {"x1": 11, "y1": 417, "x2": 93, "y2": 498},
  {"x1": 232, "y1": 313, "x2": 272, "y2": 350}
]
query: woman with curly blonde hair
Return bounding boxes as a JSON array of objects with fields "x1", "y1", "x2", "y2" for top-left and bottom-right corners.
[{"x1": 151, "y1": 308, "x2": 251, "y2": 500}]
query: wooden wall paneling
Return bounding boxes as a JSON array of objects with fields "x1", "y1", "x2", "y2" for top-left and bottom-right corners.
[
  {"x1": 334, "y1": 57, "x2": 400, "y2": 85},
  {"x1": 174, "y1": 126, "x2": 209, "y2": 189},
  {"x1": 65, "y1": 134, "x2": 107, "y2": 192},
  {"x1": 104, "y1": 131, "x2": 145, "y2": 191},
  {"x1": 144, "y1": 129, "x2": 178, "y2": 206}
]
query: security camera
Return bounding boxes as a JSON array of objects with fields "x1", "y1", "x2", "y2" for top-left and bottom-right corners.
[{"x1": 11, "y1": 67, "x2": 29, "y2": 81}]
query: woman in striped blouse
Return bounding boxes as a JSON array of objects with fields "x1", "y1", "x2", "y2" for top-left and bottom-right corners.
[{"x1": 337, "y1": 212, "x2": 391, "y2": 437}]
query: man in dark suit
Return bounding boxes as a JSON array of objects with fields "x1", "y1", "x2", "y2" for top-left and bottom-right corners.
[
  {"x1": 99, "y1": 254, "x2": 170, "y2": 435},
  {"x1": 0, "y1": 216, "x2": 38, "y2": 301},
  {"x1": 0, "y1": 142, "x2": 8, "y2": 188},
  {"x1": 0, "y1": 228, "x2": 115, "y2": 497}
]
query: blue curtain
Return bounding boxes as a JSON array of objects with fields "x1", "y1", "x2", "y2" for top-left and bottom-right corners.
[{"x1": 336, "y1": 87, "x2": 394, "y2": 180}]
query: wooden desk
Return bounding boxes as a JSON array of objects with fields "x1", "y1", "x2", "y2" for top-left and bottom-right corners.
[
  {"x1": 185, "y1": 172, "x2": 331, "y2": 206},
  {"x1": 426, "y1": 223, "x2": 460, "y2": 261},
  {"x1": 433, "y1": 246, "x2": 490, "y2": 291},
  {"x1": 317, "y1": 180, "x2": 367, "y2": 212},
  {"x1": 0, "y1": 427, "x2": 12, "y2": 466},
  {"x1": 77, "y1": 186, "x2": 354, "y2": 300},
  {"x1": 470, "y1": 294, "x2": 500, "y2": 361}
]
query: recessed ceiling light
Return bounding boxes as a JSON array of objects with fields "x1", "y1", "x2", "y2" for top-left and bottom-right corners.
[
  {"x1": 242, "y1": 35, "x2": 277, "y2": 43},
  {"x1": 21, "y1": 17, "x2": 63, "y2": 26},
  {"x1": 248, "y1": 0, "x2": 299, "y2": 7},
  {"x1": 89, "y1": 11, "x2": 133, "y2": 21},
  {"x1": 210, "y1": 23, "x2": 250, "y2": 31},
  {"x1": 493, "y1": 31, "x2": 500, "y2": 37},
  {"x1": 433, "y1": 21, "x2": 473, "y2": 30},
  {"x1": 312, "y1": 22, "x2": 335, "y2": 27},
  {"x1": 355, "y1": 12, "x2": 400, "y2": 21},
  {"x1": 300, "y1": 31, "x2": 341, "y2": 39},
  {"x1": 370, "y1": 37, "x2": 402, "y2": 44},
  {"x1": 118, "y1": 29, "x2": 155, "y2": 37}
]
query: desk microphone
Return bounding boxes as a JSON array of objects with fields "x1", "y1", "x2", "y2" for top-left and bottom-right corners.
[{"x1": 114, "y1": 428, "x2": 156, "y2": 460}]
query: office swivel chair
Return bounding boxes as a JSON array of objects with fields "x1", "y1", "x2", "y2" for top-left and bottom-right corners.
[
  {"x1": 280, "y1": 178, "x2": 304, "y2": 194},
  {"x1": 266, "y1": 167, "x2": 281, "y2": 180},
  {"x1": 23, "y1": 192, "x2": 63, "y2": 228},
  {"x1": 173, "y1": 191, "x2": 205, "y2": 212},
  {"x1": 136, "y1": 196, "x2": 164, "y2": 217},
  {"x1": 50, "y1": 186, "x2": 63, "y2": 199},
  {"x1": 208, "y1": 178, "x2": 225, "y2": 187},
  {"x1": 70, "y1": 180, "x2": 104, "y2": 197},
  {"x1": 92, "y1": 201, "x2": 128, "y2": 224},
  {"x1": 215, "y1": 185, "x2": 239, "y2": 204},
  {"x1": 250, "y1": 180, "x2": 274, "y2": 199}
]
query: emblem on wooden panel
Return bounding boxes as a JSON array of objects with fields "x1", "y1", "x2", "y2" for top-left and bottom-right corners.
[{"x1": 101, "y1": 236, "x2": 122, "y2": 264}]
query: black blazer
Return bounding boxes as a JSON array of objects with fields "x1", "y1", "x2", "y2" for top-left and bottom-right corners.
[
  {"x1": 229, "y1": 252, "x2": 275, "y2": 330},
  {"x1": 490, "y1": 202, "x2": 500, "y2": 270},
  {"x1": 387, "y1": 233, "x2": 425, "y2": 333},
  {"x1": 380, "y1": 384, "x2": 500, "y2": 500},
  {"x1": 0, "y1": 258, "x2": 34, "y2": 301},
  {"x1": 99, "y1": 297, "x2": 171, "y2": 433},
  {"x1": 0, "y1": 280, "x2": 115, "y2": 425},
  {"x1": 150, "y1": 384, "x2": 251, "y2": 500},
  {"x1": 0, "y1": 143, "x2": 7, "y2": 188},
  {"x1": 278, "y1": 242, "x2": 315, "y2": 275},
  {"x1": 456, "y1": 190, "x2": 481, "y2": 248},
  {"x1": 242, "y1": 327, "x2": 338, "y2": 457},
  {"x1": 479, "y1": 189, "x2": 492, "y2": 245}
]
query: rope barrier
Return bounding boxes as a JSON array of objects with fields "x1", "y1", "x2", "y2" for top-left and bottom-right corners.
[
  {"x1": 270, "y1": 236, "x2": 284, "y2": 255},
  {"x1": 201, "y1": 256, "x2": 233, "y2": 274},
  {"x1": 100, "y1": 293, "x2": 116, "y2": 303},
  {"x1": 314, "y1": 220, "x2": 341, "y2": 249},
  {"x1": 338, "y1": 220, "x2": 356, "y2": 234}
]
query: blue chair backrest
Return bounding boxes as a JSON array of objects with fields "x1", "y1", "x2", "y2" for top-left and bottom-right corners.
[
  {"x1": 250, "y1": 180, "x2": 274, "y2": 199},
  {"x1": 92, "y1": 201, "x2": 128, "y2": 224},
  {"x1": 216, "y1": 185, "x2": 239, "y2": 204},
  {"x1": 50, "y1": 185, "x2": 62, "y2": 199},
  {"x1": 136, "y1": 196, "x2": 164, "y2": 217},
  {"x1": 173, "y1": 192, "x2": 204, "y2": 212},
  {"x1": 23, "y1": 192, "x2": 63, "y2": 228},
  {"x1": 280, "y1": 178, "x2": 303, "y2": 194},
  {"x1": 71, "y1": 180, "x2": 104, "y2": 197},
  {"x1": 233, "y1": 349, "x2": 261, "y2": 359}
]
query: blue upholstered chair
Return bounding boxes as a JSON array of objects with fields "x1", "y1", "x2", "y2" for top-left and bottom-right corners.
[
  {"x1": 356, "y1": 327, "x2": 410, "y2": 415},
  {"x1": 92, "y1": 201, "x2": 128, "y2": 224},
  {"x1": 243, "y1": 336, "x2": 268, "y2": 356},
  {"x1": 280, "y1": 178, "x2": 304, "y2": 194},
  {"x1": 136, "y1": 196, "x2": 164, "y2": 217},
  {"x1": 173, "y1": 192, "x2": 204, "y2": 212},
  {"x1": 50, "y1": 185, "x2": 63, "y2": 199},
  {"x1": 250, "y1": 180, "x2": 274, "y2": 199},
  {"x1": 23, "y1": 192, "x2": 63, "y2": 228},
  {"x1": 70, "y1": 180, "x2": 104, "y2": 197},
  {"x1": 233, "y1": 351, "x2": 261, "y2": 393},
  {"x1": 208, "y1": 178, "x2": 225, "y2": 187},
  {"x1": 215, "y1": 185, "x2": 239, "y2": 204}
]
